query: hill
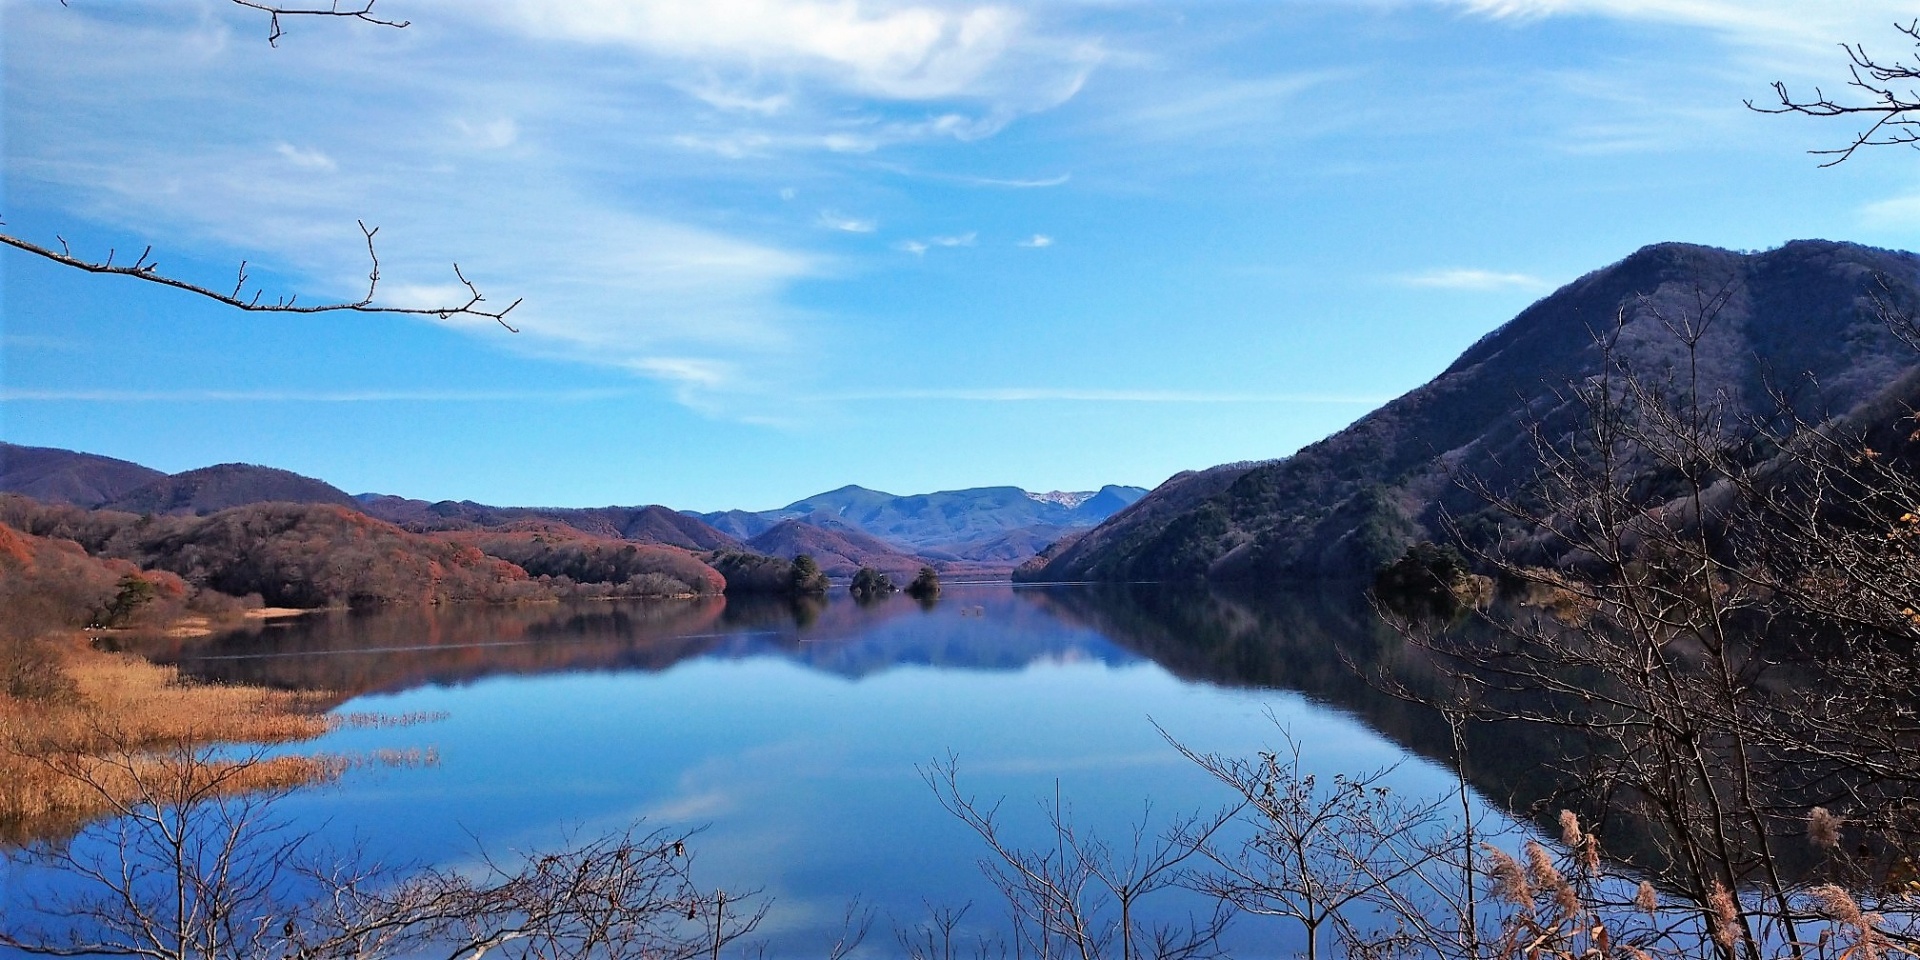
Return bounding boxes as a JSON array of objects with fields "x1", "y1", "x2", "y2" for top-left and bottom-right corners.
[
  {"x1": 2, "y1": 446, "x2": 1143, "y2": 577},
  {"x1": 0, "y1": 443, "x2": 167, "y2": 507},
  {"x1": 105, "y1": 464, "x2": 360, "y2": 516},
  {"x1": 0, "y1": 497, "x2": 538, "y2": 607},
  {"x1": 430, "y1": 524, "x2": 726, "y2": 596},
  {"x1": 1022, "y1": 239, "x2": 1920, "y2": 583},
  {"x1": 744, "y1": 518, "x2": 926, "y2": 580},
  {"x1": 356, "y1": 496, "x2": 739, "y2": 551}
]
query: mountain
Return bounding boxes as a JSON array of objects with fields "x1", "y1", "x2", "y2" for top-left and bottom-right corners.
[
  {"x1": 355, "y1": 496, "x2": 739, "y2": 552},
  {"x1": 1022, "y1": 239, "x2": 1920, "y2": 583},
  {"x1": 744, "y1": 518, "x2": 924, "y2": 579},
  {"x1": 695, "y1": 483, "x2": 1149, "y2": 559},
  {"x1": 2, "y1": 444, "x2": 1140, "y2": 575},
  {"x1": 0, "y1": 443, "x2": 167, "y2": 507},
  {"x1": 106, "y1": 463, "x2": 360, "y2": 516}
]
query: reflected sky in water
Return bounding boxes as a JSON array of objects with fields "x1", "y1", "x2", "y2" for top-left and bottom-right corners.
[{"x1": 132, "y1": 583, "x2": 1520, "y2": 956}]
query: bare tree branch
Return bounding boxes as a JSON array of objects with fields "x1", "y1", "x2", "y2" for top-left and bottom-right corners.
[
  {"x1": 0, "y1": 221, "x2": 521, "y2": 332},
  {"x1": 1751, "y1": 20, "x2": 1920, "y2": 166},
  {"x1": 226, "y1": 1, "x2": 408, "y2": 47}
]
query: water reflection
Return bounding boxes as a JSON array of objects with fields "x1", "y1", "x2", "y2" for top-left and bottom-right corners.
[
  {"x1": 121, "y1": 584, "x2": 1564, "y2": 956},
  {"x1": 136, "y1": 590, "x2": 1142, "y2": 695}
]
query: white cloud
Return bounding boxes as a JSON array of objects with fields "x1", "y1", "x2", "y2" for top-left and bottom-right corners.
[
  {"x1": 1399, "y1": 268, "x2": 1551, "y2": 291},
  {"x1": 274, "y1": 142, "x2": 337, "y2": 172},
  {"x1": 4, "y1": 3, "x2": 825, "y2": 417},
  {"x1": 1017, "y1": 234, "x2": 1053, "y2": 248},
  {"x1": 958, "y1": 173, "x2": 1070, "y2": 188},
  {"x1": 899, "y1": 231, "x2": 975, "y2": 255},
  {"x1": 452, "y1": 117, "x2": 520, "y2": 150},
  {"x1": 1446, "y1": 1, "x2": 1915, "y2": 59},
  {"x1": 0, "y1": 387, "x2": 639, "y2": 402},
  {"x1": 829, "y1": 388, "x2": 1390, "y2": 404},
  {"x1": 816, "y1": 210, "x2": 877, "y2": 233},
  {"x1": 1861, "y1": 193, "x2": 1920, "y2": 228},
  {"x1": 494, "y1": 0, "x2": 1056, "y2": 102},
  {"x1": 1114, "y1": 72, "x2": 1342, "y2": 143},
  {"x1": 681, "y1": 82, "x2": 791, "y2": 116}
]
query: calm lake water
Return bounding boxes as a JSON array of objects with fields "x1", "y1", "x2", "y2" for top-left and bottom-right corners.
[{"x1": 112, "y1": 583, "x2": 1550, "y2": 956}]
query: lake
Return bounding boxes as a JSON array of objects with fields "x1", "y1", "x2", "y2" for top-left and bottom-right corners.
[{"x1": 115, "y1": 582, "x2": 1548, "y2": 957}]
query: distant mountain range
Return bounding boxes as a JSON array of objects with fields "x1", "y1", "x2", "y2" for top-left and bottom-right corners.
[
  {"x1": 0, "y1": 443, "x2": 1144, "y2": 577},
  {"x1": 694, "y1": 483, "x2": 1146, "y2": 559},
  {"x1": 1022, "y1": 239, "x2": 1920, "y2": 583}
]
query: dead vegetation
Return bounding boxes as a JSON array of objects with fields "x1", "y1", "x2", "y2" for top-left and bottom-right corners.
[{"x1": 0, "y1": 631, "x2": 341, "y2": 844}]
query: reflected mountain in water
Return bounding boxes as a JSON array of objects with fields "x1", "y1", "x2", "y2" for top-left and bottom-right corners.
[
  {"x1": 144, "y1": 585, "x2": 1567, "y2": 818},
  {"x1": 133, "y1": 588, "x2": 1142, "y2": 697}
]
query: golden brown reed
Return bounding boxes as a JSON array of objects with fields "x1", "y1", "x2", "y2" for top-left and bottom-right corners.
[{"x1": 0, "y1": 633, "x2": 343, "y2": 844}]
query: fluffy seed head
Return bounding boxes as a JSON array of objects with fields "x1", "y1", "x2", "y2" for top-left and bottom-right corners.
[{"x1": 1809, "y1": 807, "x2": 1843, "y2": 850}]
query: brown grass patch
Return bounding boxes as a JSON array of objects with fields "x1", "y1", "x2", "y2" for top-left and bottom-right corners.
[{"x1": 0, "y1": 633, "x2": 344, "y2": 844}]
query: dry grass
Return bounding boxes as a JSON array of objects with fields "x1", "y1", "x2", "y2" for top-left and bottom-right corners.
[{"x1": 0, "y1": 633, "x2": 344, "y2": 844}]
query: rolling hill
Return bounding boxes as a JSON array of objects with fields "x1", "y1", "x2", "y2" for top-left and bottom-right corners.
[
  {"x1": 105, "y1": 464, "x2": 361, "y2": 516},
  {"x1": 0, "y1": 443, "x2": 167, "y2": 507}
]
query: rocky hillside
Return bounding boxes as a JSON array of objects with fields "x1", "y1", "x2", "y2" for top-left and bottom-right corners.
[{"x1": 1021, "y1": 240, "x2": 1920, "y2": 583}]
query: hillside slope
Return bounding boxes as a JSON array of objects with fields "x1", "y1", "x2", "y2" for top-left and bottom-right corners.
[
  {"x1": 0, "y1": 443, "x2": 167, "y2": 507},
  {"x1": 357, "y1": 497, "x2": 740, "y2": 551},
  {"x1": 744, "y1": 518, "x2": 924, "y2": 579},
  {"x1": 1024, "y1": 239, "x2": 1920, "y2": 583},
  {"x1": 106, "y1": 464, "x2": 360, "y2": 516}
]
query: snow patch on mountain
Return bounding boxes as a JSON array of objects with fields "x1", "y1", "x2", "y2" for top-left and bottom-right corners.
[{"x1": 1025, "y1": 490, "x2": 1096, "y2": 509}]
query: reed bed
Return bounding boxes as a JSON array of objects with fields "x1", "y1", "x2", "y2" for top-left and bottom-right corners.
[{"x1": 0, "y1": 634, "x2": 344, "y2": 844}]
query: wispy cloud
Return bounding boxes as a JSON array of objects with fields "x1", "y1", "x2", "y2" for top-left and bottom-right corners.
[
  {"x1": 1399, "y1": 268, "x2": 1550, "y2": 291},
  {"x1": 1861, "y1": 192, "x2": 1920, "y2": 228},
  {"x1": 5, "y1": 3, "x2": 822, "y2": 416},
  {"x1": 0, "y1": 388, "x2": 640, "y2": 403},
  {"x1": 1446, "y1": 1, "x2": 1913, "y2": 59},
  {"x1": 829, "y1": 388, "x2": 1390, "y2": 404},
  {"x1": 491, "y1": 0, "x2": 1098, "y2": 104},
  {"x1": 1113, "y1": 72, "x2": 1343, "y2": 143},
  {"x1": 816, "y1": 209, "x2": 877, "y2": 233},
  {"x1": 1017, "y1": 234, "x2": 1053, "y2": 248},
  {"x1": 958, "y1": 173, "x2": 1070, "y2": 188},
  {"x1": 274, "y1": 142, "x2": 336, "y2": 172},
  {"x1": 898, "y1": 232, "x2": 977, "y2": 255}
]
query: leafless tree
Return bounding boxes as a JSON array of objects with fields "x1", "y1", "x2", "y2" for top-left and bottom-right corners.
[
  {"x1": 1753, "y1": 19, "x2": 1920, "y2": 165},
  {"x1": 11, "y1": 2, "x2": 521, "y2": 330},
  {"x1": 1163, "y1": 727, "x2": 1459, "y2": 960},
  {"x1": 1379, "y1": 292, "x2": 1920, "y2": 960},
  {"x1": 923, "y1": 757, "x2": 1234, "y2": 960},
  {"x1": 0, "y1": 741, "x2": 762, "y2": 960}
]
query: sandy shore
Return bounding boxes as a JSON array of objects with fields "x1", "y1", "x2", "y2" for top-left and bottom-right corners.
[{"x1": 245, "y1": 607, "x2": 313, "y2": 619}]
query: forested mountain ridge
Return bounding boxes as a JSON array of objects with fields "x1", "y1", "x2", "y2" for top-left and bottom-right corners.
[
  {"x1": 1021, "y1": 239, "x2": 1920, "y2": 583},
  {"x1": 0, "y1": 448, "x2": 1144, "y2": 578},
  {"x1": 355, "y1": 496, "x2": 740, "y2": 551}
]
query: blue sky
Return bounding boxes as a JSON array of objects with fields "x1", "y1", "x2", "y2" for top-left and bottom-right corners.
[{"x1": 5, "y1": 0, "x2": 1920, "y2": 511}]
